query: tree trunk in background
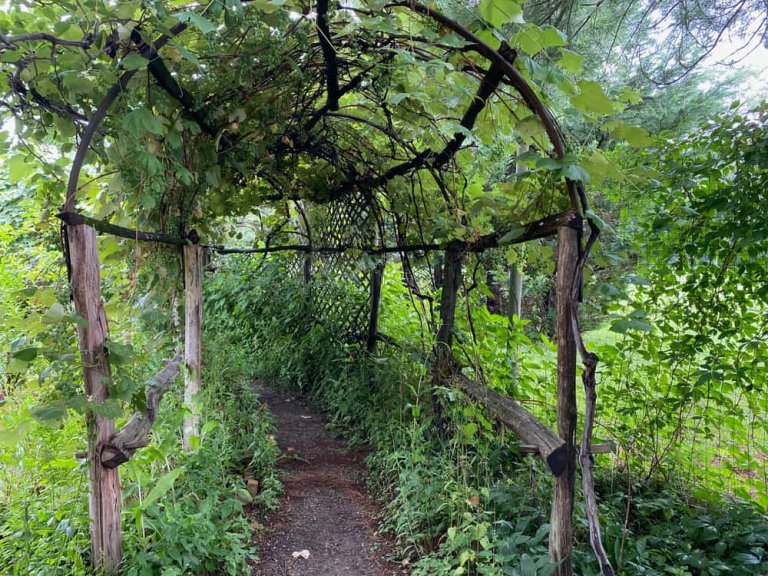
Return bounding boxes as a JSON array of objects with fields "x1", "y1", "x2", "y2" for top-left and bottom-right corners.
[
  {"x1": 183, "y1": 242, "x2": 202, "y2": 451},
  {"x1": 508, "y1": 263, "x2": 523, "y2": 384},
  {"x1": 67, "y1": 224, "x2": 122, "y2": 573},
  {"x1": 432, "y1": 247, "x2": 463, "y2": 421},
  {"x1": 486, "y1": 270, "x2": 502, "y2": 314},
  {"x1": 509, "y1": 142, "x2": 526, "y2": 379},
  {"x1": 435, "y1": 247, "x2": 463, "y2": 370},
  {"x1": 508, "y1": 265, "x2": 523, "y2": 321},
  {"x1": 367, "y1": 262, "x2": 385, "y2": 352},
  {"x1": 549, "y1": 225, "x2": 579, "y2": 575}
]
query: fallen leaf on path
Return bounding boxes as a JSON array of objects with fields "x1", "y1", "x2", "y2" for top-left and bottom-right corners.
[
  {"x1": 291, "y1": 550, "x2": 311, "y2": 559},
  {"x1": 300, "y1": 415, "x2": 311, "y2": 419}
]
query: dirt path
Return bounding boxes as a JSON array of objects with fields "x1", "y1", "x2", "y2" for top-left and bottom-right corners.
[{"x1": 251, "y1": 383, "x2": 405, "y2": 576}]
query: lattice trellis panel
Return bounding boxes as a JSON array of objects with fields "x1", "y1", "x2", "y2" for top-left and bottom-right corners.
[{"x1": 305, "y1": 191, "x2": 380, "y2": 339}]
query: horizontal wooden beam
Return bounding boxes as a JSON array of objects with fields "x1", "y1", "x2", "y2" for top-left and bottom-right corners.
[
  {"x1": 57, "y1": 212, "x2": 189, "y2": 246},
  {"x1": 449, "y1": 373, "x2": 568, "y2": 476},
  {"x1": 212, "y1": 210, "x2": 582, "y2": 256},
  {"x1": 519, "y1": 442, "x2": 614, "y2": 455},
  {"x1": 101, "y1": 357, "x2": 181, "y2": 468}
]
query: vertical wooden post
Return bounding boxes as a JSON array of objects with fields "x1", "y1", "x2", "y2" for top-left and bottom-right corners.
[
  {"x1": 509, "y1": 143, "x2": 527, "y2": 326},
  {"x1": 68, "y1": 224, "x2": 122, "y2": 573},
  {"x1": 430, "y1": 246, "x2": 463, "y2": 424},
  {"x1": 508, "y1": 263, "x2": 523, "y2": 385},
  {"x1": 434, "y1": 246, "x2": 463, "y2": 372},
  {"x1": 366, "y1": 262, "x2": 385, "y2": 352},
  {"x1": 509, "y1": 265, "x2": 523, "y2": 322},
  {"x1": 549, "y1": 225, "x2": 579, "y2": 575},
  {"x1": 183, "y1": 239, "x2": 202, "y2": 451}
]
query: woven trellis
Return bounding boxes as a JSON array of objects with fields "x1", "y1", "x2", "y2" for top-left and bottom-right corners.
[{"x1": 305, "y1": 191, "x2": 381, "y2": 339}]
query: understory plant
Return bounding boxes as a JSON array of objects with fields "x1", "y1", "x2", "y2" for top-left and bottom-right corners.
[{"x1": 209, "y1": 253, "x2": 768, "y2": 576}]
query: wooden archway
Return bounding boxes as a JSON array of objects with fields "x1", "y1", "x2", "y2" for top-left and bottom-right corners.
[{"x1": 57, "y1": 3, "x2": 611, "y2": 574}]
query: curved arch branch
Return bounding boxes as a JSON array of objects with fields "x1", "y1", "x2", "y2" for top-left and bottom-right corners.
[
  {"x1": 64, "y1": 22, "x2": 188, "y2": 213},
  {"x1": 390, "y1": 0, "x2": 580, "y2": 211}
]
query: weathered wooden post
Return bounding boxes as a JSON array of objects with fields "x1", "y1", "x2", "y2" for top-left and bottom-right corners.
[
  {"x1": 183, "y1": 233, "x2": 202, "y2": 451},
  {"x1": 549, "y1": 225, "x2": 579, "y2": 575},
  {"x1": 366, "y1": 261, "x2": 385, "y2": 352},
  {"x1": 67, "y1": 223, "x2": 122, "y2": 573},
  {"x1": 430, "y1": 245, "x2": 463, "y2": 423},
  {"x1": 434, "y1": 245, "x2": 463, "y2": 372}
]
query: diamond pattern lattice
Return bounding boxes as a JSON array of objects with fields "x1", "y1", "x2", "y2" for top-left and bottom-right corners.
[{"x1": 305, "y1": 191, "x2": 380, "y2": 340}]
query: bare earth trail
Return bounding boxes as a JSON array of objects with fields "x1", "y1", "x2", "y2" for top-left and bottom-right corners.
[{"x1": 250, "y1": 383, "x2": 406, "y2": 576}]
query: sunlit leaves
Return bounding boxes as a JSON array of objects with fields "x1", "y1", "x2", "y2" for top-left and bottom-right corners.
[
  {"x1": 571, "y1": 80, "x2": 614, "y2": 116},
  {"x1": 511, "y1": 24, "x2": 566, "y2": 56},
  {"x1": 122, "y1": 108, "x2": 165, "y2": 136},
  {"x1": 608, "y1": 121, "x2": 655, "y2": 147},
  {"x1": 479, "y1": 0, "x2": 524, "y2": 28},
  {"x1": 558, "y1": 50, "x2": 584, "y2": 74}
]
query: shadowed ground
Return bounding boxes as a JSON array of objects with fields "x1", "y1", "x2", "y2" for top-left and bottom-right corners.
[{"x1": 250, "y1": 383, "x2": 406, "y2": 576}]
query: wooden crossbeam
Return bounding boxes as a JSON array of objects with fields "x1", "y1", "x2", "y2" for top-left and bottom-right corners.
[
  {"x1": 58, "y1": 212, "x2": 187, "y2": 245},
  {"x1": 518, "y1": 443, "x2": 614, "y2": 455},
  {"x1": 449, "y1": 373, "x2": 568, "y2": 477}
]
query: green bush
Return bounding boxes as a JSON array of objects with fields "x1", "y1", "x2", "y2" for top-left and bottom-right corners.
[{"x1": 208, "y1": 255, "x2": 768, "y2": 576}]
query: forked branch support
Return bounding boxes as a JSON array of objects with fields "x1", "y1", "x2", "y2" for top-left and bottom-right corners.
[{"x1": 101, "y1": 356, "x2": 182, "y2": 468}]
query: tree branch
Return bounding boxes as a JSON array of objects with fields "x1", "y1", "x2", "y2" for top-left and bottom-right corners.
[
  {"x1": 101, "y1": 357, "x2": 182, "y2": 469},
  {"x1": 57, "y1": 211, "x2": 189, "y2": 245},
  {"x1": 317, "y1": 0, "x2": 341, "y2": 110}
]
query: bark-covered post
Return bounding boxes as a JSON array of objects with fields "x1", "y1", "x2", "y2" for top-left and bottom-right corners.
[
  {"x1": 434, "y1": 245, "x2": 463, "y2": 373},
  {"x1": 183, "y1": 235, "x2": 202, "y2": 451},
  {"x1": 366, "y1": 262, "x2": 385, "y2": 352},
  {"x1": 509, "y1": 143, "x2": 526, "y2": 325},
  {"x1": 431, "y1": 245, "x2": 463, "y2": 424},
  {"x1": 509, "y1": 265, "x2": 523, "y2": 321},
  {"x1": 67, "y1": 223, "x2": 122, "y2": 573},
  {"x1": 549, "y1": 225, "x2": 579, "y2": 575}
]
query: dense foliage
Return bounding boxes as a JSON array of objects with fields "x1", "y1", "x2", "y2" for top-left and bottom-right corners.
[
  {"x1": 207, "y1": 248, "x2": 767, "y2": 575},
  {"x1": 1, "y1": 0, "x2": 767, "y2": 574},
  {"x1": 0, "y1": 201, "x2": 280, "y2": 574}
]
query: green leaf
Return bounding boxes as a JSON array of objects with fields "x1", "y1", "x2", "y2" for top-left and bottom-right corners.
[
  {"x1": 143, "y1": 467, "x2": 185, "y2": 508},
  {"x1": 42, "y1": 302, "x2": 67, "y2": 324},
  {"x1": 610, "y1": 319, "x2": 652, "y2": 333},
  {"x1": 31, "y1": 401, "x2": 68, "y2": 424},
  {"x1": 63, "y1": 74, "x2": 92, "y2": 95},
  {"x1": 201, "y1": 420, "x2": 219, "y2": 436},
  {"x1": 104, "y1": 341, "x2": 134, "y2": 365},
  {"x1": 734, "y1": 553, "x2": 760, "y2": 565},
  {"x1": 121, "y1": 53, "x2": 149, "y2": 71},
  {"x1": 571, "y1": 80, "x2": 613, "y2": 116},
  {"x1": 520, "y1": 553, "x2": 537, "y2": 576},
  {"x1": 540, "y1": 26, "x2": 567, "y2": 47},
  {"x1": 499, "y1": 226, "x2": 526, "y2": 244},
  {"x1": 609, "y1": 121, "x2": 654, "y2": 147},
  {"x1": 7, "y1": 155, "x2": 30, "y2": 183},
  {"x1": 561, "y1": 163, "x2": 590, "y2": 182},
  {"x1": 12, "y1": 347, "x2": 38, "y2": 362},
  {"x1": 176, "y1": 11, "x2": 217, "y2": 35},
  {"x1": 38, "y1": 365, "x2": 54, "y2": 384},
  {"x1": 122, "y1": 108, "x2": 165, "y2": 136},
  {"x1": 252, "y1": 0, "x2": 285, "y2": 14},
  {"x1": 559, "y1": 49, "x2": 584, "y2": 73},
  {"x1": 584, "y1": 209, "x2": 609, "y2": 232},
  {"x1": 479, "y1": 0, "x2": 523, "y2": 28}
]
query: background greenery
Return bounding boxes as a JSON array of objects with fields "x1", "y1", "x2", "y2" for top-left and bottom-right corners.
[{"x1": 1, "y1": 0, "x2": 767, "y2": 574}]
